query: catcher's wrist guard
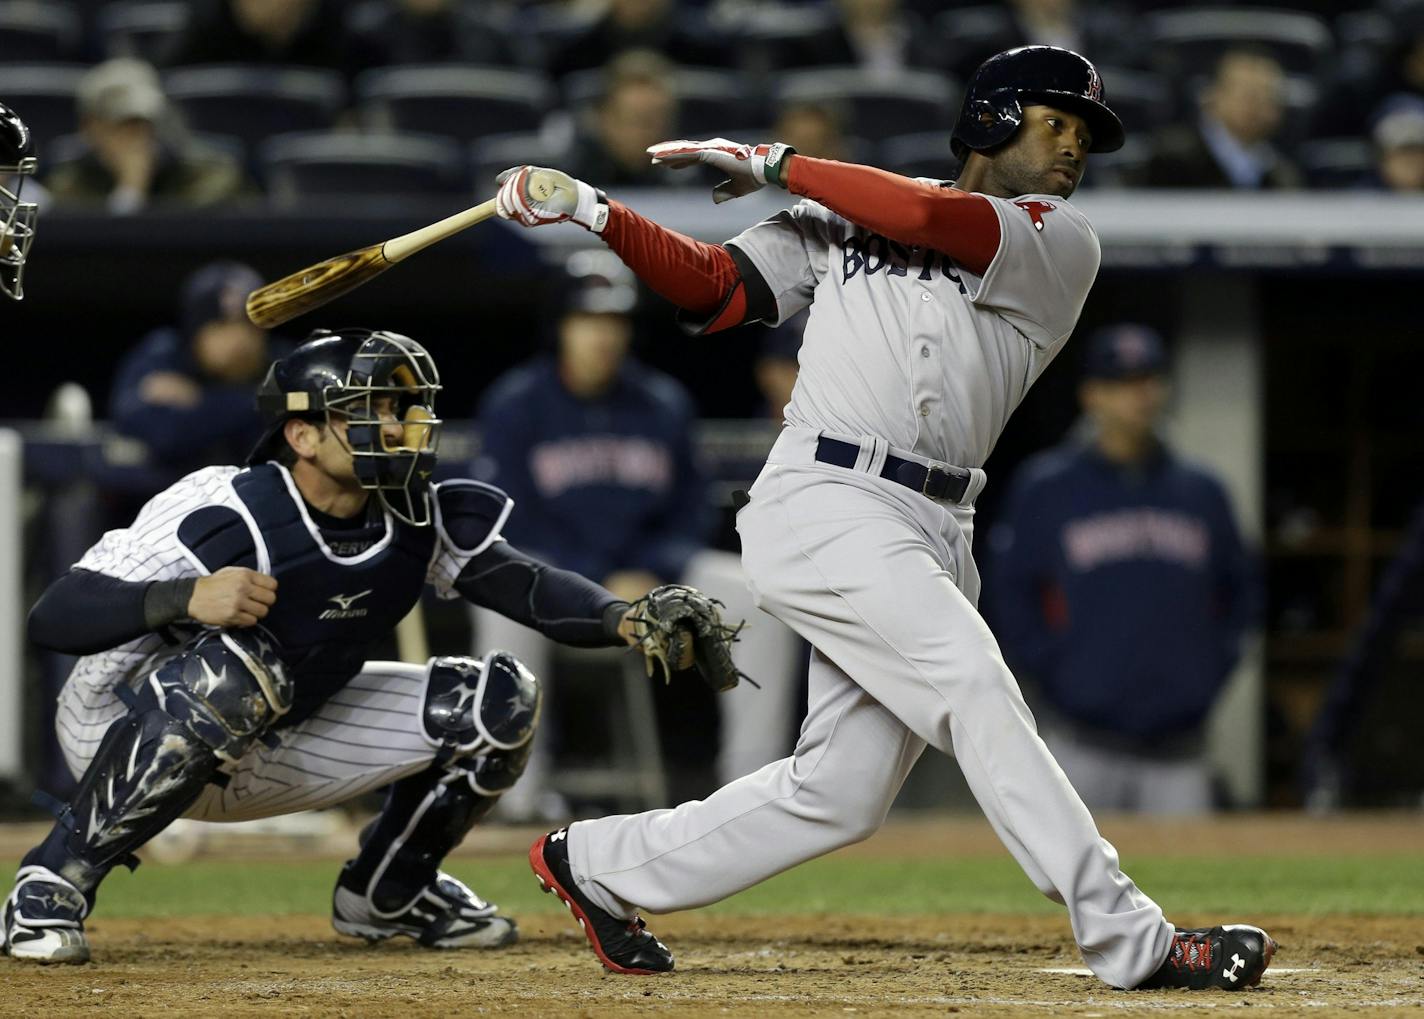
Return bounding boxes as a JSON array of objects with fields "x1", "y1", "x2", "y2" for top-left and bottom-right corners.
[{"x1": 626, "y1": 584, "x2": 754, "y2": 693}]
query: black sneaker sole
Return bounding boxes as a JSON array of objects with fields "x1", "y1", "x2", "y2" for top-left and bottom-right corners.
[{"x1": 528, "y1": 833, "x2": 668, "y2": 975}]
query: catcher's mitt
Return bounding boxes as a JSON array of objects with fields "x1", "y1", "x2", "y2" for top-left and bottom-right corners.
[{"x1": 626, "y1": 584, "x2": 754, "y2": 693}]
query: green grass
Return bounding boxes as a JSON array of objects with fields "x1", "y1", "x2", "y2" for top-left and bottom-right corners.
[{"x1": 8, "y1": 853, "x2": 1421, "y2": 919}]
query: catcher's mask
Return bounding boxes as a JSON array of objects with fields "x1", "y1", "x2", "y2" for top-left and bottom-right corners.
[
  {"x1": 251, "y1": 327, "x2": 442, "y2": 526},
  {"x1": 0, "y1": 102, "x2": 38, "y2": 301}
]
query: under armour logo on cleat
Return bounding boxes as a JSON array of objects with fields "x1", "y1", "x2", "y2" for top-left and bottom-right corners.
[
  {"x1": 551, "y1": 829, "x2": 567, "y2": 842},
  {"x1": 1223, "y1": 953, "x2": 1246, "y2": 983}
]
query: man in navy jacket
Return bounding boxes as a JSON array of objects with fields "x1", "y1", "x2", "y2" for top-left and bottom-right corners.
[
  {"x1": 473, "y1": 252, "x2": 800, "y2": 816},
  {"x1": 989, "y1": 325, "x2": 1258, "y2": 814}
]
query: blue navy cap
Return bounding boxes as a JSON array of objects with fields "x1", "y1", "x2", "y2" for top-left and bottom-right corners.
[
  {"x1": 1082, "y1": 324, "x2": 1167, "y2": 380},
  {"x1": 180, "y1": 260, "x2": 264, "y2": 341}
]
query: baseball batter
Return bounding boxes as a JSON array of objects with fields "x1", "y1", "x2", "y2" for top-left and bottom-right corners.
[
  {"x1": 500, "y1": 47, "x2": 1277, "y2": 990},
  {"x1": 3, "y1": 328, "x2": 741, "y2": 964}
]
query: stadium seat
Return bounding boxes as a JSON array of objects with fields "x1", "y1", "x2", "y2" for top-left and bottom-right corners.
[
  {"x1": 1299, "y1": 137, "x2": 1374, "y2": 189},
  {"x1": 0, "y1": 64, "x2": 85, "y2": 148},
  {"x1": 881, "y1": 132, "x2": 957, "y2": 181},
  {"x1": 357, "y1": 66, "x2": 555, "y2": 142},
  {"x1": 98, "y1": 1, "x2": 190, "y2": 63},
  {"x1": 163, "y1": 66, "x2": 346, "y2": 150},
  {"x1": 1146, "y1": 7, "x2": 1333, "y2": 77},
  {"x1": 0, "y1": 1, "x2": 81, "y2": 62},
  {"x1": 561, "y1": 67, "x2": 755, "y2": 138},
  {"x1": 1096, "y1": 67, "x2": 1173, "y2": 140},
  {"x1": 469, "y1": 131, "x2": 572, "y2": 195},
  {"x1": 259, "y1": 131, "x2": 468, "y2": 206},
  {"x1": 722, "y1": 3, "x2": 839, "y2": 78},
  {"x1": 772, "y1": 68, "x2": 959, "y2": 143}
]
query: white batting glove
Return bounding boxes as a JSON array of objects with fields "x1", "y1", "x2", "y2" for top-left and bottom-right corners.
[
  {"x1": 647, "y1": 139, "x2": 797, "y2": 204},
  {"x1": 494, "y1": 165, "x2": 610, "y2": 233}
]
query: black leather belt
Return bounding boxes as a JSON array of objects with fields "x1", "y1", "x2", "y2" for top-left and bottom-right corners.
[{"x1": 814, "y1": 436, "x2": 971, "y2": 503}]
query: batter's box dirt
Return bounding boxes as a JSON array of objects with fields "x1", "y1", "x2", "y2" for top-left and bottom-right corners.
[{"x1": 3, "y1": 913, "x2": 1421, "y2": 1018}]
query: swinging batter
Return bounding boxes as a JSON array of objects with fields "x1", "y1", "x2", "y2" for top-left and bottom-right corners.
[{"x1": 500, "y1": 46, "x2": 1277, "y2": 991}]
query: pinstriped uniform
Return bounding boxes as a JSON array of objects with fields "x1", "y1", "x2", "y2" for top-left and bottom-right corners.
[{"x1": 53, "y1": 465, "x2": 501, "y2": 823}]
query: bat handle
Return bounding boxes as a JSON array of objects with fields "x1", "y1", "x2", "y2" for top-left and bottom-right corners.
[{"x1": 381, "y1": 198, "x2": 499, "y2": 264}]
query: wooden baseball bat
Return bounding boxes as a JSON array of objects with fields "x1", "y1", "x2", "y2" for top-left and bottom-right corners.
[
  {"x1": 395, "y1": 602, "x2": 430, "y2": 665},
  {"x1": 245, "y1": 169, "x2": 562, "y2": 328}
]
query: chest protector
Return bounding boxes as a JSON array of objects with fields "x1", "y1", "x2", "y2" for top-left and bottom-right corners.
[{"x1": 180, "y1": 464, "x2": 436, "y2": 721}]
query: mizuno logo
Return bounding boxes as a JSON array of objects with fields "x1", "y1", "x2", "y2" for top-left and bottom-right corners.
[{"x1": 320, "y1": 590, "x2": 372, "y2": 620}]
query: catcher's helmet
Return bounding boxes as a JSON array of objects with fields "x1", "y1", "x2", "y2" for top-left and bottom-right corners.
[
  {"x1": 249, "y1": 328, "x2": 442, "y2": 526},
  {"x1": 1, "y1": 101, "x2": 38, "y2": 301},
  {"x1": 951, "y1": 46, "x2": 1124, "y2": 162}
]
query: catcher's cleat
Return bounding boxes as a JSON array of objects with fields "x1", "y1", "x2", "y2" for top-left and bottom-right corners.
[
  {"x1": 530, "y1": 828, "x2": 674, "y2": 975},
  {"x1": 3, "y1": 866, "x2": 91, "y2": 964},
  {"x1": 1136, "y1": 924, "x2": 1277, "y2": 990},
  {"x1": 331, "y1": 861, "x2": 517, "y2": 949}
]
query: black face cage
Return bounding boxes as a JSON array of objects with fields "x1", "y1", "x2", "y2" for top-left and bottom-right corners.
[
  {"x1": 1, "y1": 157, "x2": 38, "y2": 301},
  {"x1": 325, "y1": 332, "x2": 442, "y2": 526}
]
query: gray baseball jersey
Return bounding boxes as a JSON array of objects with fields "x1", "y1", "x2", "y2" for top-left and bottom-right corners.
[
  {"x1": 731, "y1": 188, "x2": 1100, "y2": 467},
  {"x1": 565, "y1": 188, "x2": 1178, "y2": 990}
]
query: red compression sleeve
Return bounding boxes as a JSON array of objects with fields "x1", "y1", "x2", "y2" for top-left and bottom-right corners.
[
  {"x1": 600, "y1": 200, "x2": 747, "y2": 330},
  {"x1": 784, "y1": 157, "x2": 1001, "y2": 276}
]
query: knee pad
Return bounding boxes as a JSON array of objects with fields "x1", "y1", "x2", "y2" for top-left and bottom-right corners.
[
  {"x1": 419, "y1": 651, "x2": 541, "y2": 763},
  {"x1": 147, "y1": 628, "x2": 291, "y2": 762}
]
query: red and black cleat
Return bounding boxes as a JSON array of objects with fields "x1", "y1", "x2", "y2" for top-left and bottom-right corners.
[
  {"x1": 1137, "y1": 924, "x2": 1278, "y2": 990},
  {"x1": 529, "y1": 828, "x2": 674, "y2": 975}
]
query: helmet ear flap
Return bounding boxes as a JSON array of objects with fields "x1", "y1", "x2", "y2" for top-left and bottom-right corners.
[{"x1": 952, "y1": 90, "x2": 1023, "y2": 160}]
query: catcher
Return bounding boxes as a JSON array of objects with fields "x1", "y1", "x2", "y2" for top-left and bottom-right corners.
[{"x1": 3, "y1": 326, "x2": 742, "y2": 964}]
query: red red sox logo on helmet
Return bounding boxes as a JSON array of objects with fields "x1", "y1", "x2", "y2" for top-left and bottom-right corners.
[
  {"x1": 1086, "y1": 66, "x2": 1103, "y2": 102},
  {"x1": 1013, "y1": 200, "x2": 1057, "y2": 231}
]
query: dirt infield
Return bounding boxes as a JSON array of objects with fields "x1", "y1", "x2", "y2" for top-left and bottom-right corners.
[
  {"x1": 5, "y1": 913, "x2": 1422, "y2": 1018},
  {"x1": 3, "y1": 814, "x2": 1421, "y2": 1017}
]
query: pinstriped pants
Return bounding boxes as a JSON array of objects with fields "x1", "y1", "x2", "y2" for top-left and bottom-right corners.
[{"x1": 55, "y1": 661, "x2": 440, "y2": 823}]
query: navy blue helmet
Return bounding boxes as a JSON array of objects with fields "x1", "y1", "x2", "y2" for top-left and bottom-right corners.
[
  {"x1": 249, "y1": 328, "x2": 442, "y2": 526},
  {"x1": 952, "y1": 46, "x2": 1125, "y2": 162}
]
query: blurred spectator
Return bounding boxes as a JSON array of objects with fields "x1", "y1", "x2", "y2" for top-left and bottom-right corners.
[
  {"x1": 1315, "y1": 6, "x2": 1424, "y2": 139},
  {"x1": 45, "y1": 60, "x2": 248, "y2": 213},
  {"x1": 988, "y1": 325, "x2": 1257, "y2": 814},
  {"x1": 783, "y1": 0, "x2": 939, "y2": 75},
  {"x1": 473, "y1": 251, "x2": 802, "y2": 816},
  {"x1": 1368, "y1": 97, "x2": 1424, "y2": 192},
  {"x1": 774, "y1": 99, "x2": 852, "y2": 161},
  {"x1": 344, "y1": 0, "x2": 534, "y2": 70},
  {"x1": 1143, "y1": 48, "x2": 1303, "y2": 189},
  {"x1": 164, "y1": 0, "x2": 349, "y2": 71},
  {"x1": 110, "y1": 261, "x2": 277, "y2": 474},
  {"x1": 548, "y1": 0, "x2": 732, "y2": 80},
  {"x1": 1301, "y1": 492, "x2": 1424, "y2": 810},
  {"x1": 946, "y1": 1, "x2": 1136, "y2": 85},
  {"x1": 565, "y1": 50, "x2": 686, "y2": 188}
]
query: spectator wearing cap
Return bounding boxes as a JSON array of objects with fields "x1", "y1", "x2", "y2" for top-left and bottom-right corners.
[
  {"x1": 110, "y1": 261, "x2": 281, "y2": 477},
  {"x1": 44, "y1": 59, "x2": 248, "y2": 214},
  {"x1": 1143, "y1": 48, "x2": 1303, "y2": 190},
  {"x1": 1366, "y1": 97, "x2": 1424, "y2": 192},
  {"x1": 473, "y1": 251, "x2": 802, "y2": 818},
  {"x1": 987, "y1": 325, "x2": 1258, "y2": 814}
]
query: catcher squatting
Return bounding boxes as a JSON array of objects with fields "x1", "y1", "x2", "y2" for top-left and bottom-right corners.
[{"x1": 2, "y1": 327, "x2": 742, "y2": 964}]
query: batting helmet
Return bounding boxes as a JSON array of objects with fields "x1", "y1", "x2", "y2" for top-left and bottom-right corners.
[
  {"x1": 1, "y1": 101, "x2": 38, "y2": 301},
  {"x1": 951, "y1": 46, "x2": 1125, "y2": 162},
  {"x1": 249, "y1": 328, "x2": 442, "y2": 526}
]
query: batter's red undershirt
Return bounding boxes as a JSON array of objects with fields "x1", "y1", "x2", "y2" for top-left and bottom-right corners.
[{"x1": 599, "y1": 155, "x2": 1003, "y2": 333}]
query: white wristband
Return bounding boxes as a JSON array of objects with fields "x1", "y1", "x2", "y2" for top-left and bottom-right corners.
[{"x1": 571, "y1": 179, "x2": 610, "y2": 234}]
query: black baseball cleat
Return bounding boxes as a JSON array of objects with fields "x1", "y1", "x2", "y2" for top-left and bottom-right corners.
[
  {"x1": 529, "y1": 828, "x2": 674, "y2": 975},
  {"x1": 1136, "y1": 924, "x2": 1277, "y2": 990}
]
